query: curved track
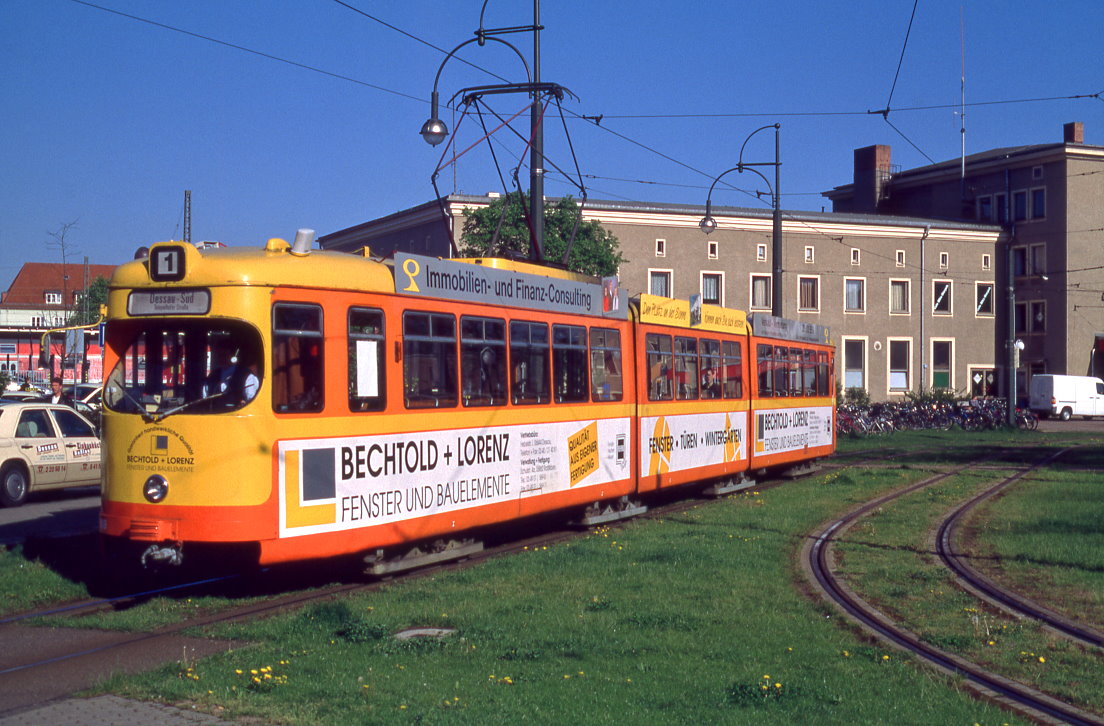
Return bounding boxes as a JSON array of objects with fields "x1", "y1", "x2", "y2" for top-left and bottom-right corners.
[
  {"x1": 935, "y1": 451, "x2": 1104, "y2": 649},
  {"x1": 804, "y1": 456, "x2": 1104, "y2": 726}
]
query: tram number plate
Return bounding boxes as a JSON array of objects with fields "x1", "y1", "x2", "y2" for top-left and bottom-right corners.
[{"x1": 127, "y1": 289, "x2": 211, "y2": 316}]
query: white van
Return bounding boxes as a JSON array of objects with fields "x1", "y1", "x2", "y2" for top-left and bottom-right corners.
[{"x1": 1028, "y1": 374, "x2": 1104, "y2": 420}]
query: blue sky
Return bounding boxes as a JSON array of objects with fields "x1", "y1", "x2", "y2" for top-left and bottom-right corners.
[{"x1": 3, "y1": 1, "x2": 1102, "y2": 292}]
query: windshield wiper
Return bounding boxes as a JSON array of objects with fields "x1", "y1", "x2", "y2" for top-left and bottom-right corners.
[{"x1": 148, "y1": 390, "x2": 230, "y2": 423}]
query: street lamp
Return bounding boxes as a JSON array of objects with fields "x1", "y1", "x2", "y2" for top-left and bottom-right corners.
[
  {"x1": 699, "y1": 124, "x2": 782, "y2": 316},
  {"x1": 418, "y1": 3, "x2": 554, "y2": 263}
]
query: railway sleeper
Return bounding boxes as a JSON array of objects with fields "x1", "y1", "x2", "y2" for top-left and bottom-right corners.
[
  {"x1": 576, "y1": 495, "x2": 648, "y2": 527},
  {"x1": 363, "y1": 538, "x2": 483, "y2": 576}
]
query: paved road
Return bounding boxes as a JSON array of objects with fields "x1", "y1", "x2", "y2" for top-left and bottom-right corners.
[
  {"x1": 0, "y1": 487, "x2": 99, "y2": 546},
  {"x1": 1035, "y1": 416, "x2": 1104, "y2": 433}
]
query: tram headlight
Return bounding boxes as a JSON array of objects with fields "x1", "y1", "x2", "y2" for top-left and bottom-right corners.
[{"x1": 143, "y1": 475, "x2": 169, "y2": 503}]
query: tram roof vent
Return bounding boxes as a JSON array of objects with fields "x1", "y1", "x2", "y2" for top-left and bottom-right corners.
[{"x1": 290, "y1": 228, "x2": 316, "y2": 257}]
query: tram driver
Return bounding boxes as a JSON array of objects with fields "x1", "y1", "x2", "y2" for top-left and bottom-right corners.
[{"x1": 205, "y1": 340, "x2": 260, "y2": 404}]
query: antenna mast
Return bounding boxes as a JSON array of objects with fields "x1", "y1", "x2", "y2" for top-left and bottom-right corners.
[
  {"x1": 959, "y1": 7, "x2": 966, "y2": 195},
  {"x1": 183, "y1": 190, "x2": 192, "y2": 244}
]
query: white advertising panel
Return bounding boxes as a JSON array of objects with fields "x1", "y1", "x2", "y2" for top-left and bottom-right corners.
[
  {"x1": 278, "y1": 417, "x2": 631, "y2": 537},
  {"x1": 638, "y1": 411, "x2": 748, "y2": 477},
  {"x1": 752, "y1": 406, "x2": 834, "y2": 456}
]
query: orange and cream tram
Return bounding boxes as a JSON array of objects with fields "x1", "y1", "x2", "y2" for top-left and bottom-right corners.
[{"x1": 99, "y1": 239, "x2": 834, "y2": 570}]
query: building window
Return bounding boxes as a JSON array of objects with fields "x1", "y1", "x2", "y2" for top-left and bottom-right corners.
[
  {"x1": 701, "y1": 272, "x2": 723, "y2": 306},
  {"x1": 970, "y1": 367, "x2": 996, "y2": 397},
  {"x1": 44, "y1": 291, "x2": 62, "y2": 305},
  {"x1": 975, "y1": 283, "x2": 994, "y2": 316},
  {"x1": 1030, "y1": 243, "x2": 1046, "y2": 276},
  {"x1": 1031, "y1": 188, "x2": 1046, "y2": 219},
  {"x1": 995, "y1": 193, "x2": 1008, "y2": 223},
  {"x1": 649, "y1": 270, "x2": 672, "y2": 297},
  {"x1": 939, "y1": 252, "x2": 949, "y2": 270},
  {"x1": 1031, "y1": 301, "x2": 1046, "y2": 332},
  {"x1": 1013, "y1": 190, "x2": 1028, "y2": 222},
  {"x1": 896, "y1": 250, "x2": 905, "y2": 267},
  {"x1": 798, "y1": 276, "x2": 819, "y2": 311},
  {"x1": 804, "y1": 246, "x2": 815, "y2": 264},
  {"x1": 750, "y1": 274, "x2": 771, "y2": 310},
  {"x1": 890, "y1": 279, "x2": 910, "y2": 315},
  {"x1": 707, "y1": 240, "x2": 718, "y2": 259},
  {"x1": 982, "y1": 253, "x2": 991, "y2": 271},
  {"x1": 977, "y1": 196, "x2": 993, "y2": 222},
  {"x1": 655, "y1": 239, "x2": 666, "y2": 257},
  {"x1": 843, "y1": 338, "x2": 866, "y2": 391},
  {"x1": 850, "y1": 248, "x2": 861, "y2": 265},
  {"x1": 1032, "y1": 165, "x2": 1044, "y2": 180},
  {"x1": 844, "y1": 278, "x2": 865, "y2": 313},
  {"x1": 932, "y1": 280, "x2": 952, "y2": 315},
  {"x1": 756, "y1": 243, "x2": 767, "y2": 262},
  {"x1": 1014, "y1": 301, "x2": 1027, "y2": 334},
  {"x1": 888, "y1": 339, "x2": 910, "y2": 391},
  {"x1": 932, "y1": 340, "x2": 952, "y2": 389},
  {"x1": 1012, "y1": 247, "x2": 1027, "y2": 277}
]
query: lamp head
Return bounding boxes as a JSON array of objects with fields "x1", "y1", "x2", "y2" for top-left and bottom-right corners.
[
  {"x1": 420, "y1": 117, "x2": 448, "y2": 146},
  {"x1": 699, "y1": 215, "x2": 717, "y2": 234}
]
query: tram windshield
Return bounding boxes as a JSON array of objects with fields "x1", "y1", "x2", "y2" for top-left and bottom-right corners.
[{"x1": 103, "y1": 320, "x2": 263, "y2": 420}]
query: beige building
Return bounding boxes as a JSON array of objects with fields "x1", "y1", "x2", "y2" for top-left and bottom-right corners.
[
  {"x1": 320, "y1": 195, "x2": 1004, "y2": 401},
  {"x1": 825, "y1": 121, "x2": 1104, "y2": 395}
]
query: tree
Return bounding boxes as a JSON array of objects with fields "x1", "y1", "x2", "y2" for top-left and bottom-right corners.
[
  {"x1": 458, "y1": 193, "x2": 626, "y2": 277},
  {"x1": 68, "y1": 276, "x2": 109, "y2": 326}
]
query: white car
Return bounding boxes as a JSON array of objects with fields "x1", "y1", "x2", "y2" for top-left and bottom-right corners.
[{"x1": 0, "y1": 401, "x2": 102, "y2": 507}]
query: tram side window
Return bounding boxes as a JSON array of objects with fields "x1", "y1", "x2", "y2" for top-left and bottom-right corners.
[
  {"x1": 553, "y1": 324, "x2": 588, "y2": 403},
  {"x1": 590, "y1": 327, "x2": 623, "y2": 402},
  {"x1": 646, "y1": 333, "x2": 673, "y2": 401},
  {"x1": 273, "y1": 303, "x2": 324, "y2": 413},
  {"x1": 674, "y1": 336, "x2": 699, "y2": 400},
  {"x1": 348, "y1": 308, "x2": 385, "y2": 412},
  {"x1": 510, "y1": 321, "x2": 550, "y2": 405},
  {"x1": 722, "y1": 340, "x2": 743, "y2": 399},
  {"x1": 775, "y1": 346, "x2": 791, "y2": 397},
  {"x1": 461, "y1": 316, "x2": 507, "y2": 407},
  {"x1": 816, "y1": 351, "x2": 830, "y2": 396},
  {"x1": 403, "y1": 311, "x2": 457, "y2": 409},
  {"x1": 802, "y1": 349, "x2": 817, "y2": 396},
  {"x1": 757, "y1": 344, "x2": 774, "y2": 398},
  {"x1": 700, "y1": 339, "x2": 721, "y2": 399}
]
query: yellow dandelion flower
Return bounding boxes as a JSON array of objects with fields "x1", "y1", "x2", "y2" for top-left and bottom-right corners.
[
  {"x1": 882, "y1": 655, "x2": 890, "y2": 661},
  {"x1": 762, "y1": 674, "x2": 770, "y2": 680},
  {"x1": 563, "y1": 674, "x2": 571, "y2": 679},
  {"x1": 1038, "y1": 656, "x2": 1045, "y2": 663},
  {"x1": 775, "y1": 683, "x2": 782, "y2": 689},
  {"x1": 250, "y1": 669, "x2": 258, "y2": 675}
]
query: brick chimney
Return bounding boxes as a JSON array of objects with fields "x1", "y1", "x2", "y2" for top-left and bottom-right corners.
[
  {"x1": 852, "y1": 145, "x2": 892, "y2": 214},
  {"x1": 1064, "y1": 122, "x2": 1084, "y2": 144}
]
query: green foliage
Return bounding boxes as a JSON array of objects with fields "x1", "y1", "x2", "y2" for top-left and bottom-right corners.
[
  {"x1": 459, "y1": 192, "x2": 625, "y2": 277},
  {"x1": 67, "y1": 276, "x2": 109, "y2": 326},
  {"x1": 903, "y1": 386, "x2": 965, "y2": 406},
  {"x1": 842, "y1": 387, "x2": 870, "y2": 406}
]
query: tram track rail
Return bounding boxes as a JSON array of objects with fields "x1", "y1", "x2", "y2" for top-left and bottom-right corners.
[
  {"x1": 0, "y1": 488, "x2": 713, "y2": 715},
  {"x1": 803, "y1": 454, "x2": 1104, "y2": 726}
]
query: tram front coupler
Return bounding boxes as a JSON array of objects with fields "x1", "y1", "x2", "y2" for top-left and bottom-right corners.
[{"x1": 141, "y1": 541, "x2": 184, "y2": 568}]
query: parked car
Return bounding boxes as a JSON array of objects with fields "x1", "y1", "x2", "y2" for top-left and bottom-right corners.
[
  {"x1": 0, "y1": 401, "x2": 102, "y2": 507},
  {"x1": 72, "y1": 384, "x2": 103, "y2": 410},
  {"x1": 1028, "y1": 374, "x2": 1104, "y2": 421},
  {"x1": 0, "y1": 391, "x2": 42, "y2": 403}
]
